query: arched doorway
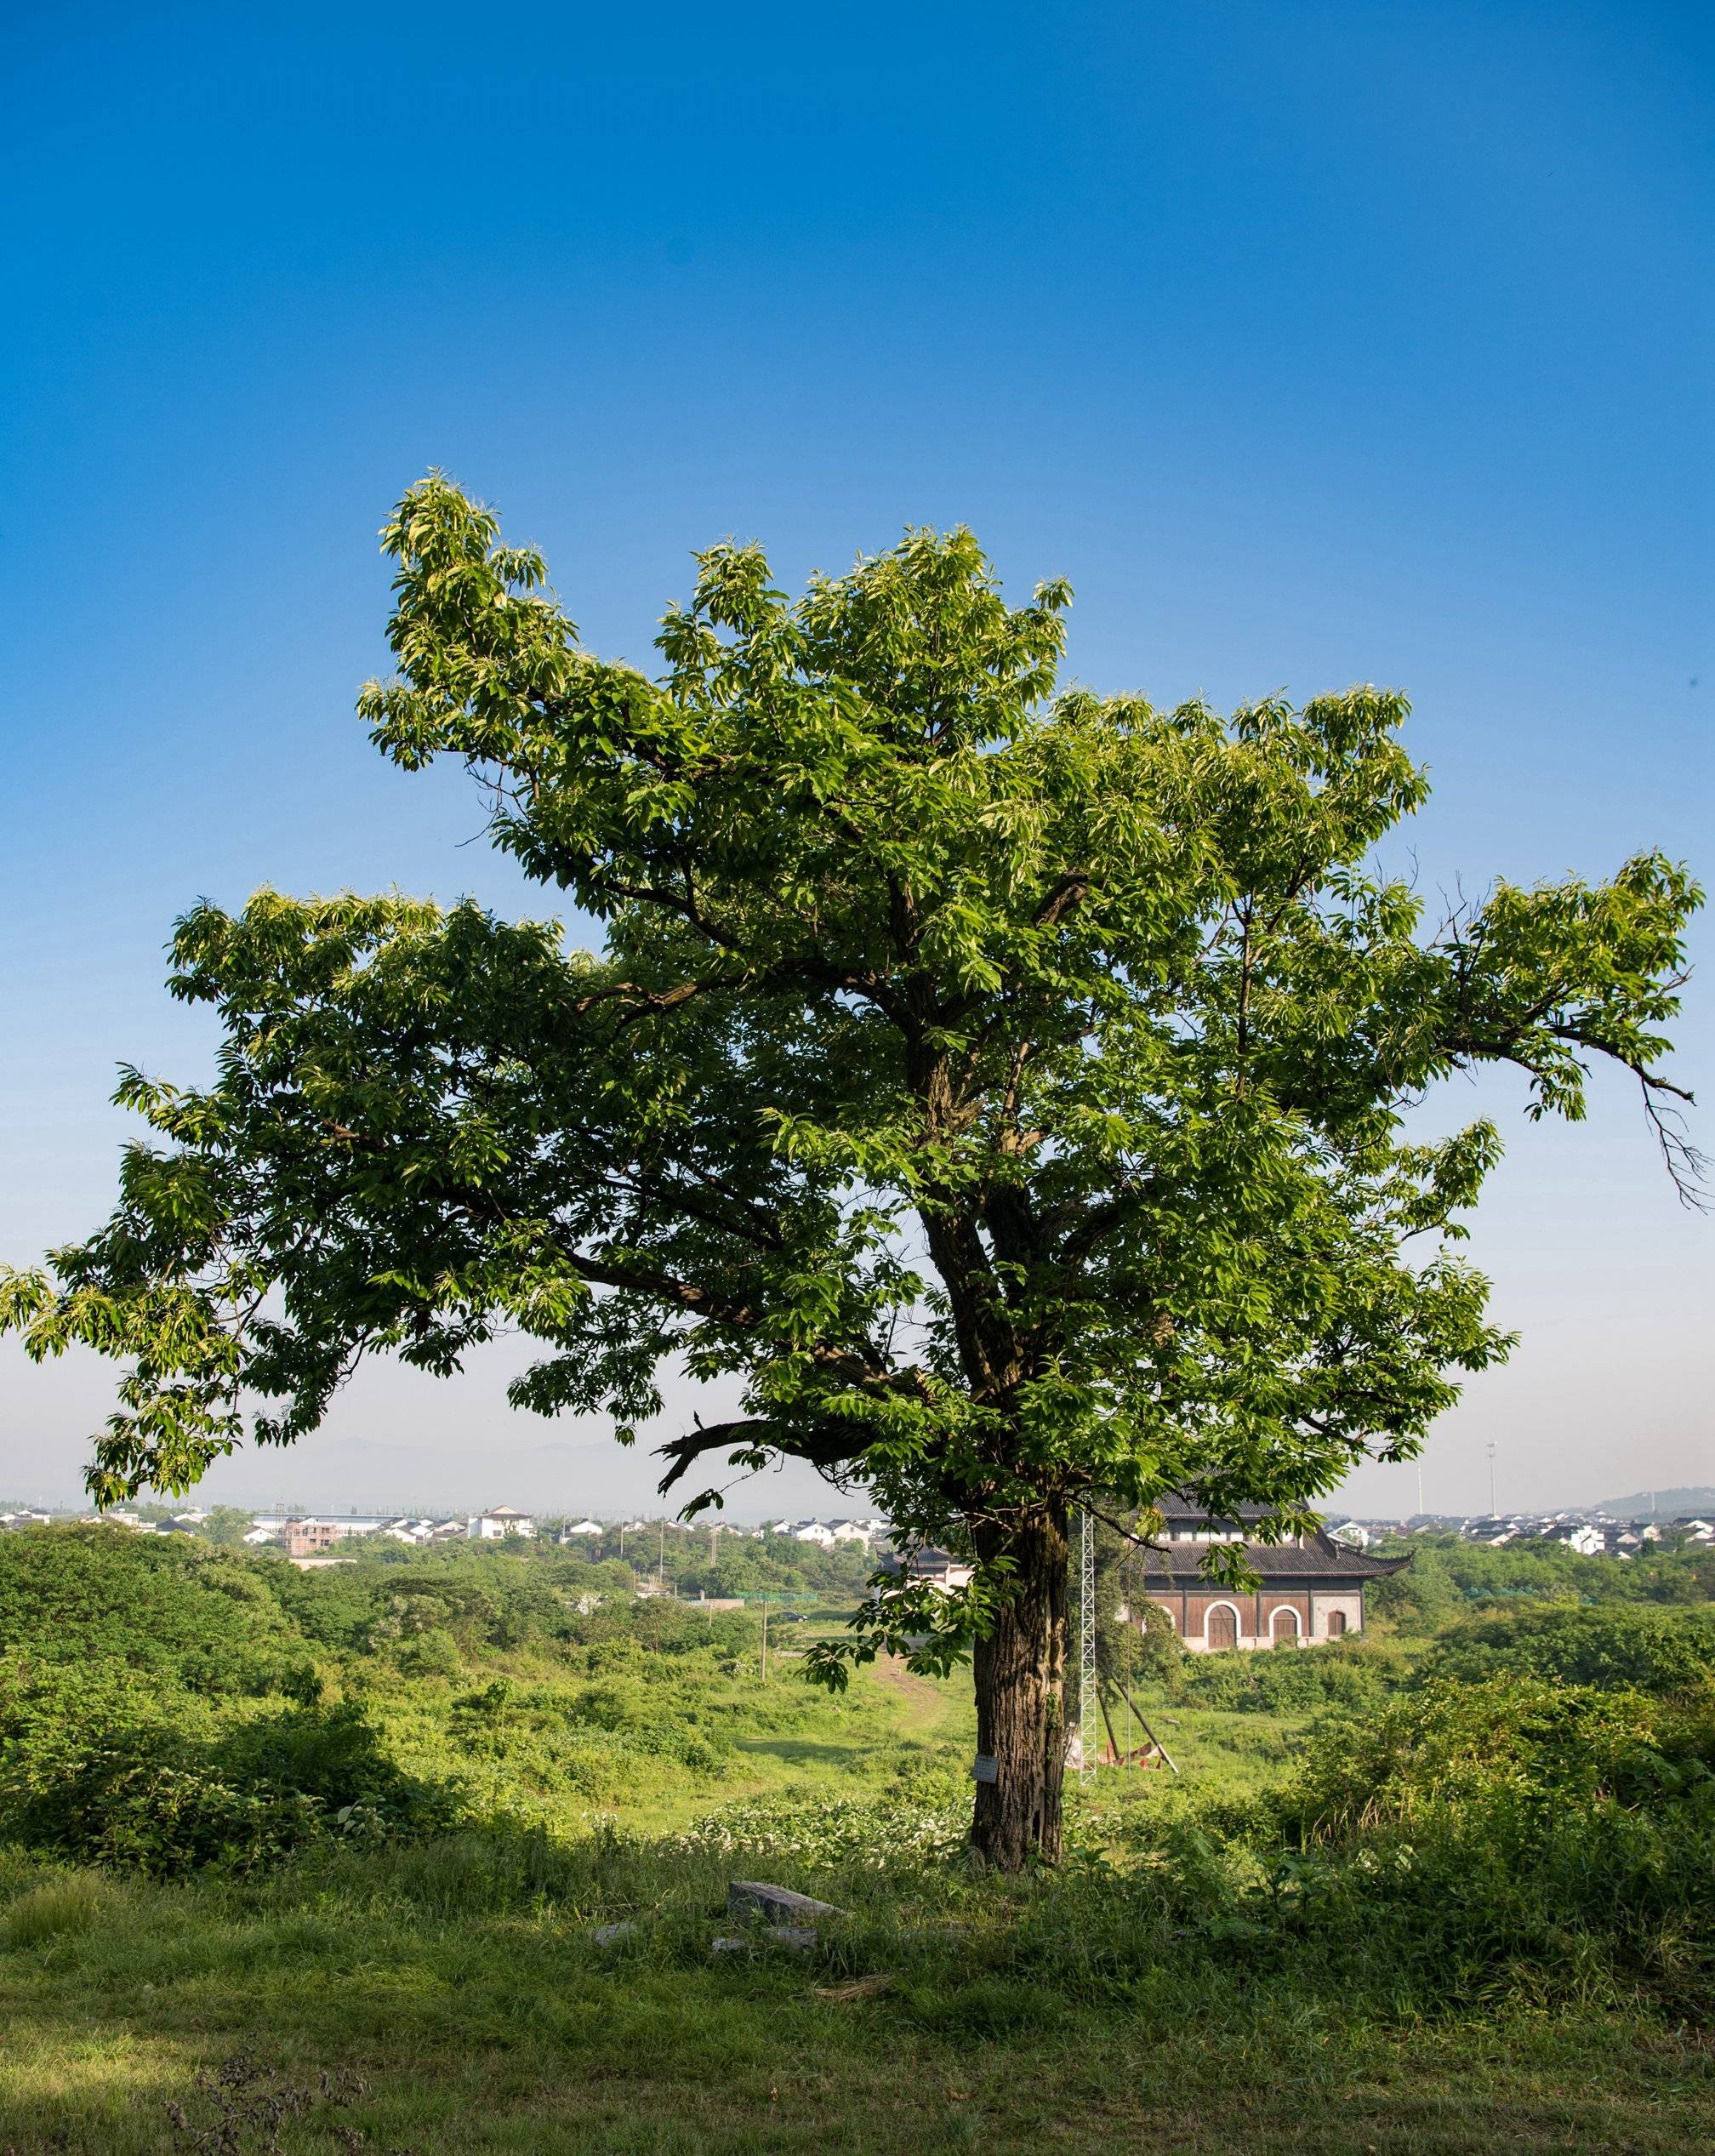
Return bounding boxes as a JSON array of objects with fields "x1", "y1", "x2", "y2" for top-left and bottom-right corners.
[
  {"x1": 1270, "y1": 1606, "x2": 1301, "y2": 1646},
  {"x1": 1205, "y1": 1604, "x2": 1239, "y2": 1651},
  {"x1": 1326, "y1": 1609, "x2": 1348, "y2": 1638}
]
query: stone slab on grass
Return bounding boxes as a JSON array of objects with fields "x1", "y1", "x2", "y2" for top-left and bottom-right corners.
[{"x1": 727, "y1": 1880, "x2": 846, "y2": 1924}]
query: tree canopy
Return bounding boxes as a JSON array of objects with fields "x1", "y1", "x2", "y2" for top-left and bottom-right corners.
[{"x1": 2, "y1": 476, "x2": 1699, "y2": 1862}]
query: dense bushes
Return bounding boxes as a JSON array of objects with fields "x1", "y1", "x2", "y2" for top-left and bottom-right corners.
[
  {"x1": 1162, "y1": 1637, "x2": 1410, "y2": 1714},
  {"x1": 1420, "y1": 1602, "x2": 1715, "y2": 1694},
  {"x1": 0, "y1": 1526, "x2": 791, "y2": 1872},
  {"x1": 1291, "y1": 1674, "x2": 1714, "y2": 1828},
  {"x1": 1366, "y1": 1534, "x2": 1715, "y2": 1632},
  {"x1": 1247, "y1": 1674, "x2": 1715, "y2": 2011},
  {"x1": 0, "y1": 1527, "x2": 307, "y2": 1694},
  {"x1": 0, "y1": 1661, "x2": 456, "y2": 1873},
  {"x1": 0, "y1": 1649, "x2": 746, "y2": 1873}
]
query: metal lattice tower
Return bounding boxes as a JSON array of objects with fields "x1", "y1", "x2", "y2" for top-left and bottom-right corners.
[{"x1": 1078, "y1": 1509, "x2": 1097, "y2": 1777}]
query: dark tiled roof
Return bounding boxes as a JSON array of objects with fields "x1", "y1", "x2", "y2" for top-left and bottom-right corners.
[
  {"x1": 1153, "y1": 1488, "x2": 1277, "y2": 1526},
  {"x1": 1138, "y1": 1529, "x2": 1410, "y2": 1584}
]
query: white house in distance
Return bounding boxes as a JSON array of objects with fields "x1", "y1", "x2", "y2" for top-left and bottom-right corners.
[
  {"x1": 557, "y1": 1519, "x2": 605, "y2": 1542},
  {"x1": 468, "y1": 1505, "x2": 537, "y2": 1540},
  {"x1": 767, "y1": 1517, "x2": 884, "y2": 1548},
  {"x1": 1542, "y1": 1522, "x2": 1606, "y2": 1558}
]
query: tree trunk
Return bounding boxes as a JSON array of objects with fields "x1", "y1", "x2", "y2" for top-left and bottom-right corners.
[{"x1": 968, "y1": 1504, "x2": 1070, "y2": 1869}]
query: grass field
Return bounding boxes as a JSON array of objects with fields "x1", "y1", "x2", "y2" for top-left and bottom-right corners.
[
  {"x1": 3, "y1": 1825, "x2": 1712, "y2": 2154},
  {"x1": 4, "y1": 1652, "x2": 1713, "y2": 2154}
]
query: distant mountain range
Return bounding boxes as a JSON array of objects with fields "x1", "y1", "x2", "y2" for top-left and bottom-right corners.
[{"x1": 1593, "y1": 1487, "x2": 1715, "y2": 1519}]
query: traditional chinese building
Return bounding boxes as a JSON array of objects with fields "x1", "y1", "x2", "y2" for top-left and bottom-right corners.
[{"x1": 1134, "y1": 1493, "x2": 1409, "y2": 1651}]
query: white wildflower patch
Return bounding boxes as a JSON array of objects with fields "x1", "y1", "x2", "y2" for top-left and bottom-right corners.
[{"x1": 667, "y1": 1794, "x2": 967, "y2": 1871}]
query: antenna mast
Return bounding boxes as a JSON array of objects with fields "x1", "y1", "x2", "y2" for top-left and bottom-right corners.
[{"x1": 1078, "y1": 1508, "x2": 1097, "y2": 1779}]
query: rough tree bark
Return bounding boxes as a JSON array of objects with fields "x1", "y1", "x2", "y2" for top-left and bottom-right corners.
[{"x1": 968, "y1": 1505, "x2": 1071, "y2": 1868}]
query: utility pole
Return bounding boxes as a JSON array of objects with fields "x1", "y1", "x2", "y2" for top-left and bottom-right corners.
[
  {"x1": 761, "y1": 1600, "x2": 769, "y2": 1683},
  {"x1": 658, "y1": 1515, "x2": 665, "y2": 1591},
  {"x1": 1078, "y1": 1509, "x2": 1097, "y2": 1778},
  {"x1": 1486, "y1": 1442, "x2": 1498, "y2": 1518},
  {"x1": 1416, "y1": 1463, "x2": 1424, "y2": 1522}
]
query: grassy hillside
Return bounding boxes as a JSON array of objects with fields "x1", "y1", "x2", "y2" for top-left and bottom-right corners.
[{"x1": 2, "y1": 1526, "x2": 1712, "y2": 2153}]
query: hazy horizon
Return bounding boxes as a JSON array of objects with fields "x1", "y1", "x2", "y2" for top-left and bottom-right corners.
[{"x1": 2, "y1": 1437, "x2": 1710, "y2": 1528}]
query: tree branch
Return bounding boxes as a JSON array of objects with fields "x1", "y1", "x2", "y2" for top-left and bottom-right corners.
[
  {"x1": 653, "y1": 1413, "x2": 867, "y2": 1495},
  {"x1": 1033, "y1": 873, "x2": 1092, "y2": 929}
]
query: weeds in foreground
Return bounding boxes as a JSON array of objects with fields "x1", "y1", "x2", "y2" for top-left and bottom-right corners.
[
  {"x1": 164, "y1": 2046, "x2": 372, "y2": 2155},
  {"x1": 0, "y1": 1867, "x2": 121, "y2": 1948}
]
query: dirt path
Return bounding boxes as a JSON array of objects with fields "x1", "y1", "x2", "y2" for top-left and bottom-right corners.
[{"x1": 867, "y1": 1653, "x2": 974, "y2": 1744}]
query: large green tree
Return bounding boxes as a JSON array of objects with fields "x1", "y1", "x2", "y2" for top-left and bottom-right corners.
[{"x1": 3, "y1": 478, "x2": 1699, "y2": 1866}]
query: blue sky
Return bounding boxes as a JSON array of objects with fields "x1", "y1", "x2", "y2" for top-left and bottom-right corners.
[{"x1": 2, "y1": 0, "x2": 1708, "y2": 1517}]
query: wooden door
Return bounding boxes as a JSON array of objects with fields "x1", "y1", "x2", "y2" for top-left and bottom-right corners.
[{"x1": 1206, "y1": 1605, "x2": 1238, "y2": 1651}]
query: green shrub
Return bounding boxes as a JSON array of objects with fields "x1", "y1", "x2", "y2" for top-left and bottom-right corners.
[
  {"x1": 1165, "y1": 1639, "x2": 1406, "y2": 1714},
  {"x1": 0, "y1": 1666, "x2": 457, "y2": 1875},
  {"x1": 395, "y1": 1627, "x2": 462, "y2": 1680},
  {"x1": 0, "y1": 1526, "x2": 301, "y2": 1694},
  {"x1": 564, "y1": 1680, "x2": 652, "y2": 1731},
  {"x1": 1288, "y1": 1674, "x2": 1706, "y2": 1831},
  {"x1": 1421, "y1": 1602, "x2": 1715, "y2": 1695}
]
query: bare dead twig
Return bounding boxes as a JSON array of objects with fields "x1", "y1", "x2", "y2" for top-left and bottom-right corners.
[{"x1": 164, "y1": 2046, "x2": 369, "y2": 2155}]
